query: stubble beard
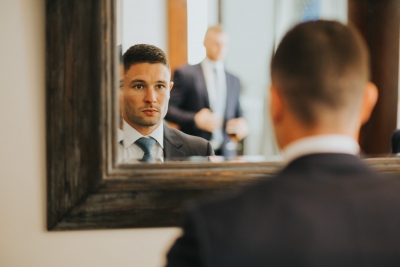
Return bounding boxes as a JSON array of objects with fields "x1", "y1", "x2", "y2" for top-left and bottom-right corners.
[{"x1": 124, "y1": 101, "x2": 163, "y2": 128}]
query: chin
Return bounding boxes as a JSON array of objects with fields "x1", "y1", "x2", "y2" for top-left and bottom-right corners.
[{"x1": 140, "y1": 118, "x2": 161, "y2": 127}]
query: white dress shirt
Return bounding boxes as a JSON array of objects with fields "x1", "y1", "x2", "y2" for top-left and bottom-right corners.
[
  {"x1": 282, "y1": 134, "x2": 360, "y2": 165},
  {"x1": 201, "y1": 57, "x2": 227, "y2": 150},
  {"x1": 117, "y1": 120, "x2": 164, "y2": 163}
]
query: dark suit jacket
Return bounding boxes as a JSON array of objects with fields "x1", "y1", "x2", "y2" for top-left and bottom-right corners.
[
  {"x1": 391, "y1": 129, "x2": 400, "y2": 153},
  {"x1": 165, "y1": 64, "x2": 243, "y2": 157},
  {"x1": 163, "y1": 124, "x2": 214, "y2": 161},
  {"x1": 166, "y1": 153, "x2": 400, "y2": 267}
]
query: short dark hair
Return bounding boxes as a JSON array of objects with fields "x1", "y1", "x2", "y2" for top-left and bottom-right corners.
[
  {"x1": 271, "y1": 20, "x2": 369, "y2": 126},
  {"x1": 123, "y1": 44, "x2": 170, "y2": 72}
]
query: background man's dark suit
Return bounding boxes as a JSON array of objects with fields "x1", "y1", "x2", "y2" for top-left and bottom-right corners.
[
  {"x1": 167, "y1": 153, "x2": 400, "y2": 266},
  {"x1": 163, "y1": 124, "x2": 214, "y2": 161},
  {"x1": 165, "y1": 64, "x2": 242, "y2": 157}
]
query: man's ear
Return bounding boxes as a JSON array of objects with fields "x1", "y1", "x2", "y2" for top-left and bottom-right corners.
[
  {"x1": 360, "y1": 81, "x2": 378, "y2": 125},
  {"x1": 270, "y1": 85, "x2": 284, "y2": 124},
  {"x1": 169, "y1": 81, "x2": 174, "y2": 90}
]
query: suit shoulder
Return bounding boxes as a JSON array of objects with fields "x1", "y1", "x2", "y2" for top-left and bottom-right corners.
[
  {"x1": 175, "y1": 64, "x2": 201, "y2": 76},
  {"x1": 193, "y1": 175, "x2": 277, "y2": 215},
  {"x1": 225, "y1": 70, "x2": 240, "y2": 81},
  {"x1": 169, "y1": 126, "x2": 209, "y2": 145},
  {"x1": 165, "y1": 126, "x2": 213, "y2": 157}
]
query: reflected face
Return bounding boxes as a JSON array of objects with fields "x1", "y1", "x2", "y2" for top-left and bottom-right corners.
[
  {"x1": 204, "y1": 30, "x2": 229, "y2": 61},
  {"x1": 122, "y1": 63, "x2": 173, "y2": 134},
  {"x1": 119, "y1": 63, "x2": 124, "y2": 129}
]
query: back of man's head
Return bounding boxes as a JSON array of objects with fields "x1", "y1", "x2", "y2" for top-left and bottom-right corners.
[
  {"x1": 123, "y1": 44, "x2": 170, "y2": 72},
  {"x1": 271, "y1": 20, "x2": 370, "y2": 128}
]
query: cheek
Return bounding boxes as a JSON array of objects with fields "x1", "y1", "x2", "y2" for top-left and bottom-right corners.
[
  {"x1": 159, "y1": 94, "x2": 168, "y2": 105},
  {"x1": 123, "y1": 93, "x2": 140, "y2": 108},
  {"x1": 159, "y1": 93, "x2": 170, "y2": 110},
  {"x1": 160, "y1": 89, "x2": 169, "y2": 100},
  {"x1": 119, "y1": 94, "x2": 124, "y2": 110},
  {"x1": 124, "y1": 90, "x2": 139, "y2": 100}
]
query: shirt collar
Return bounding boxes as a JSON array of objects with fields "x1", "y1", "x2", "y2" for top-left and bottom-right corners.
[
  {"x1": 282, "y1": 134, "x2": 360, "y2": 164},
  {"x1": 201, "y1": 57, "x2": 224, "y2": 71},
  {"x1": 118, "y1": 119, "x2": 164, "y2": 149}
]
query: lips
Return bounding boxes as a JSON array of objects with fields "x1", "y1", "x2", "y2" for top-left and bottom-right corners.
[{"x1": 142, "y1": 108, "x2": 158, "y2": 116}]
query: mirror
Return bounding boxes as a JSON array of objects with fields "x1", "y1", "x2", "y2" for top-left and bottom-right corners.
[
  {"x1": 115, "y1": 0, "x2": 397, "y2": 165},
  {"x1": 47, "y1": 0, "x2": 400, "y2": 230}
]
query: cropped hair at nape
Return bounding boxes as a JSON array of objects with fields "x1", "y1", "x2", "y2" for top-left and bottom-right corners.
[{"x1": 271, "y1": 20, "x2": 369, "y2": 126}]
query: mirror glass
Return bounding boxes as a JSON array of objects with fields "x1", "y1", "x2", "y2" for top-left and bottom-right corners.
[{"x1": 114, "y1": 0, "x2": 387, "y2": 164}]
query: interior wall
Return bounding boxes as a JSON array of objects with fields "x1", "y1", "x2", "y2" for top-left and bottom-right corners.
[
  {"x1": 0, "y1": 0, "x2": 180, "y2": 266},
  {"x1": 122, "y1": 0, "x2": 167, "y2": 53},
  {"x1": 223, "y1": 0, "x2": 277, "y2": 157}
]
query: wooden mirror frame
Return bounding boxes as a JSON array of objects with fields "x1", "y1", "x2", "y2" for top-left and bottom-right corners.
[{"x1": 47, "y1": 0, "x2": 400, "y2": 230}]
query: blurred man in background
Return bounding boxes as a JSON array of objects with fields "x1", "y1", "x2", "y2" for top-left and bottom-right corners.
[{"x1": 165, "y1": 25, "x2": 248, "y2": 158}]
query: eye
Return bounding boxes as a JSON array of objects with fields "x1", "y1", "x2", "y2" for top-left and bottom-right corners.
[
  {"x1": 156, "y1": 84, "x2": 166, "y2": 89},
  {"x1": 133, "y1": 84, "x2": 143, "y2": 90}
]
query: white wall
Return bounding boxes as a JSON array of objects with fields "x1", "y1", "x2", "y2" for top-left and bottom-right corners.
[
  {"x1": 186, "y1": 0, "x2": 220, "y2": 65},
  {"x1": 122, "y1": 0, "x2": 167, "y2": 53},
  {"x1": 0, "y1": 0, "x2": 180, "y2": 266},
  {"x1": 223, "y1": 0, "x2": 278, "y2": 157}
]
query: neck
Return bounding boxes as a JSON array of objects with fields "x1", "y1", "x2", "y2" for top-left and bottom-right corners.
[
  {"x1": 206, "y1": 56, "x2": 222, "y2": 63},
  {"x1": 278, "y1": 119, "x2": 360, "y2": 150}
]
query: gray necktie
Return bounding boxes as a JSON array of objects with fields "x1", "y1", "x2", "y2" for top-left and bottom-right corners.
[
  {"x1": 213, "y1": 66, "x2": 225, "y2": 115},
  {"x1": 135, "y1": 137, "x2": 156, "y2": 162},
  {"x1": 211, "y1": 66, "x2": 225, "y2": 149}
]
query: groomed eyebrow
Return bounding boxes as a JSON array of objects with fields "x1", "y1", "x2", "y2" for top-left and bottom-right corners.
[
  {"x1": 128, "y1": 79, "x2": 168, "y2": 85},
  {"x1": 155, "y1": 80, "x2": 167, "y2": 84},
  {"x1": 129, "y1": 79, "x2": 146, "y2": 85}
]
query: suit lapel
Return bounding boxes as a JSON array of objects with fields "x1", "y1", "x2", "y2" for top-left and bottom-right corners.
[
  {"x1": 194, "y1": 64, "x2": 211, "y2": 109},
  {"x1": 224, "y1": 71, "x2": 233, "y2": 119},
  {"x1": 163, "y1": 124, "x2": 185, "y2": 161}
]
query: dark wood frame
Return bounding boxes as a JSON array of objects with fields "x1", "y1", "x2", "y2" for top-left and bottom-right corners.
[
  {"x1": 47, "y1": 0, "x2": 400, "y2": 231},
  {"x1": 350, "y1": 0, "x2": 400, "y2": 154}
]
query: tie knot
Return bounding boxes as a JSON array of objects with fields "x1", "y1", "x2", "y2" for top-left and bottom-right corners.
[
  {"x1": 135, "y1": 137, "x2": 157, "y2": 162},
  {"x1": 213, "y1": 65, "x2": 219, "y2": 74}
]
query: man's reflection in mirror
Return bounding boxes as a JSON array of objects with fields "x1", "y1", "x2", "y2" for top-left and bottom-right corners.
[
  {"x1": 165, "y1": 25, "x2": 249, "y2": 159},
  {"x1": 117, "y1": 44, "x2": 214, "y2": 163}
]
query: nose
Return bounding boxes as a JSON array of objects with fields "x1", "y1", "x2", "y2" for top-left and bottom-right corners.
[{"x1": 144, "y1": 88, "x2": 157, "y2": 103}]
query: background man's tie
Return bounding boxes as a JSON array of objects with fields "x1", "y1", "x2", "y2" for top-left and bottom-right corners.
[
  {"x1": 135, "y1": 137, "x2": 156, "y2": 162},
  {"x1": 211, "y1": 66, "x2": 225, "y2": 150}
]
